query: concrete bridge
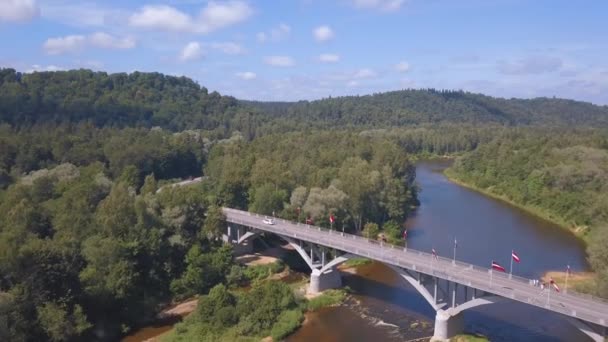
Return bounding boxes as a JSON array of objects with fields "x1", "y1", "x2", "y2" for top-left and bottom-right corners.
[{"x1": 222, "y1": 208, "x2": 608, "y2": 341}]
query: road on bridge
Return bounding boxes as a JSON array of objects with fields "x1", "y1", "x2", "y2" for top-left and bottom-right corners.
[{"x1": 223, "y1": 208, "x2": 608, "y2": 329}]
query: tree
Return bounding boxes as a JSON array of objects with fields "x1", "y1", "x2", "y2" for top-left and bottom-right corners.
[
  {"x1": 202, "y1": 205, "x2": 226, "y2": 239},
  {"x1": 37, "y1": 302, "x2": 91, "y2": 342},
  {"x1": 362, "y1": 223, "x2": 379, "y2": 240},
  {"x1": 249, "y1": 183, "x2": 287, "y2": 216},
  {"x1": 140, "y1": 173, "x2": 157, "y2": 195}
]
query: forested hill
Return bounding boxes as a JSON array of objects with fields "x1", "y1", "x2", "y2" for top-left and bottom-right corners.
[
  {"x1": 2, "y1": 68, "x2": 608, "y2": 133},
  {"x1": 0, "y1": 68, "x2": 242, "y2": 131},
  {"x1": 243, "y1": 90, "x2": 608, "y2": 128}
]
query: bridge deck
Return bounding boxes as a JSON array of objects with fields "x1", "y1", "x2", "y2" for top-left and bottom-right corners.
[{"x1": 223, "y1": 208, "x2": 608, "y2": 327}]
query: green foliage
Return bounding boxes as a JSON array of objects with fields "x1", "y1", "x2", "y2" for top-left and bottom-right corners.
[
  {"x1": 270, "y1": 309, "x2": 304, "y2": 341},
  {"x1": 242, "y1": 261, "x2": 285, "y2": 282},
  {"x1": 166, "y1": 282, "x2": 301, "y2": 341},
  {"x1": 362, "y1": 222, "x2": 380, "y2": 239},
  {"x1": 588, "y1": 228, "x2": 608, "y2": 297},
  {"x1": 342, "y1": 257, "x2": 372, "y2": 268},
  {"x1": 383, "y1": 220, "x2": 402, "y2": 244},
  {"x1": 306, "y1": 289, "x2": 347, "y2": 311},
  {"x1": 206, "y1": 131, "x2": 418, "y2": 231},
  {"x1": 37, "y1": 302, "x2": 91, "y2": 342},
  {"x1": 170, "y1": 244, "x2": 233, "y2": 300}
]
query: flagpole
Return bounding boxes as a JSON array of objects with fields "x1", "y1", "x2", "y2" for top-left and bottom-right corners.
[
  {"x1": 565, "y1": 265, "x2": 570, "y2": 293},
  {"x1": 510, "y1": 250, "x2": 513, "y2": 279},
  {"x1": 453, "y1": 238, "x2": 457, "y2": 265}
]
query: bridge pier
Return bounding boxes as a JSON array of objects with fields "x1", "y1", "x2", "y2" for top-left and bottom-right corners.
[
  {"x1": 431, "y1": 310, "x2": 464, "y2": 341},
  {"x1": 308, "y1": 268, "x2": 342, "y2": 294}
]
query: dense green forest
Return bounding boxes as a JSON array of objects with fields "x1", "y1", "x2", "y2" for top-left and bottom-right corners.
[
  {"x1": 0, "y1": 126, "x2": 420, "y2": 341},
  {"x1": 447, "y1": 128, "x2": 608, "y2": 296},
  {"x1": 244, "y1": 90, "x2": 608, "y2": 129},
  {"x1": 2, "y1": 69, "x2": 608, "y2": 340},
  {"x1": 3, "y1": 69, "x2": 608, "y2": 137}
]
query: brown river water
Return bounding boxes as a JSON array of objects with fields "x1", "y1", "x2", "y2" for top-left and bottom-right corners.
[{"x1": 127, "y1": 160, "x2": 591, "y2": 342}]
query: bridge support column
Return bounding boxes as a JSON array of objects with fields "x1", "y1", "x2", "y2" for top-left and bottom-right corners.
[
  {"x1": 431, "y1": 309, "x2": 464, "y2": 342},
  {"x1": 308, "y1": 268, "x2": 341, "y2": 294}
]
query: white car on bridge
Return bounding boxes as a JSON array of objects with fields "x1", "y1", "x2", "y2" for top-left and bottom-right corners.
[{"x1": 263, "y1": 218, "x2": 275, "y2": 225}]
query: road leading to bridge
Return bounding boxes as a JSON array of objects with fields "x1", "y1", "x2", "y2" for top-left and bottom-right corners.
[{"x1": 223, "y1": 208, "x2": 608, "y2": 329}]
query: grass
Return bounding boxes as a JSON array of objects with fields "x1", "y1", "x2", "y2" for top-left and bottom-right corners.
[
  {"x1": 341, "y1": 257, "x2": 372, "y2": 268},
  {"x1": 450, "y1": 334, "x2": 489, "y2": 342},
  {"x1": 243, "y1": 261, "x2": 284, "y2": 282},
  {"x1": 306, "y1": 289, "x2": 348, "y2": 311},
  {"x1": 270, "y1": 309, "x2": 304, "y2": 341},
  {"x1": 542, "y1": 271, "x2": 596, "y2": 293}
]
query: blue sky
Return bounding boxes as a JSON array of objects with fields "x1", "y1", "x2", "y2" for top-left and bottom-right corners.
[{"x1": 1, "y1": 0, "x2": 607, "y2": 104}]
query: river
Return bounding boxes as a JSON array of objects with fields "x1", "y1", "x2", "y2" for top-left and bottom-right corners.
[{"x1": 288, "y1": 159, "x2": 590, "y2": 342}]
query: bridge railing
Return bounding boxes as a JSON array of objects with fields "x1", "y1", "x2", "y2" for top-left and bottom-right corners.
[{"x1": 224, "y1": 209, "x2": 608, "y2": 314}]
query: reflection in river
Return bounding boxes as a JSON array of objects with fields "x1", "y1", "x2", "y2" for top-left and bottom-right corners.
[{"x1": 290, "y1": 160, "x2": 590, "y2": 342}]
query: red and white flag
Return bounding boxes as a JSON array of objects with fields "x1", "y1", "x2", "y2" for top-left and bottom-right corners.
[
  {"x1": 512, "y1": 250, "x2": 521, "y2": 263},
  {"x1": 432, "y1": 248, "x2": 438, "y2": 259},
  {"x1": 491, "y1": 261, "x2": 506, "y2": 272},
  {"x1": 550, "y1": 278, "x2": 560, "y2": 292},
  {"x1": 329, "y1": 214, "x2": 335, "y2": 224},
  {"x1": 403, "y1": 229, "x2": 408, "y2": 239},
  {"x1": 306, "y1": 217, "x2": 313, "y2": 225}
]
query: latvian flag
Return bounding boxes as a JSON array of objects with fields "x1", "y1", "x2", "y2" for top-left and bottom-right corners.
[
  {"x1": 491, "y1": 261, "x2": 506, "y2": 272},
  {"x1": 512, "y1": 250, "x2": 521, "y2": 263},
  {"x1": 550, "y1": 278, "x2": 560, "y2": 292},
  {"x1": 329, "y1": 214, "x2": 335, "y2": 224},
  {"x1": 432, "y1": 248, "x2": 438, "y2": 259}
]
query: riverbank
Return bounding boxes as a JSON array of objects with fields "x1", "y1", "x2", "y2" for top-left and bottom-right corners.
[
  {"x1": 443, "y1": 168, "x2": 589, "y2": 243},
  {"x1": 541, "y1": 271, "x2": 596, "y2": 293}
]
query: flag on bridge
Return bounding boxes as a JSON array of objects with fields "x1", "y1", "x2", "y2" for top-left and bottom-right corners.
[
  {"x1": 306, "y1": 217, "x2": 313, "y2": 225},
  {"x1": 550, "y1": 278, "x2": 561, "y2": 292},
  {"x1": 432, "y1": 248, "x2": 438, "y2": 259},
  {"x1": 329, "y1": 214, "x2": 335, "y2": 224},
  {"x1": 491, "y1": 261, "x2": 506, "y2": 272},
  {"x1": 512, "y1": 250, "x2": 521, "y2": 263},
  {"x1": 403, "y1": 229, "x2": 408, "y2": 239},
  {"x1": 566, "y1": 264, "x2": 571, "y2": 275}
]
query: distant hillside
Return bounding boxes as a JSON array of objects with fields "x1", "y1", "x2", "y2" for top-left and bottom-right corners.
[
  {"x1": 0, "y1": 68, "x2": 242, "y2": 131},
  {"x1": 2, "y1": 69, "x2": 607, "y2": 133},
  {"x1": 243, "y1": 90, "x2": 608, "y2": 128}
]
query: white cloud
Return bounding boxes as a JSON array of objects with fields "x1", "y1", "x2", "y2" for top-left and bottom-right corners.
[
  {"x1": 89, "y1": 32, "x2": 135, "y2": 49},
  {"x1": 129, "y1": 1, "x2": 252, "y2": 34},
  {"x1": 257, "y1": 23, "x2": 291, "y2": 43},
  {"x1": 353, "y1": 68, "x2": 377, "y2": 79},
  {"x1": 498, "y1": 56, "x2": 563, "y2": 75},
  {"x1": 25, "y1": 64, "x2": 64, "y2": 73},
  {"x1": 395, "y1": 61, "x2": 410, "y2": 72},
  {"x1": 313, "y1": 25, "x2": 334, "y2": 42},
  {"x1": 209, "y1": 42, "x2": 245, "y2": 55},
  {"x1": 0, "y1": 0, "x2": 39, "y2": 22},
  {"x1": 39, "y1": 2, "x2": 126, "y2": 27},
  {"x1": 43, "y1": 35, "x2": 86, "y2": 55},
  {"x1": 264, "y1": 55, "x2": 295, "y2": 67},
  {"x1": 179, "y1": 42, "x2": 204, "y2": 62},
  {"x1": 318, "y1": 53, "x2": 340, "y2": 63},
  {"x1": 236, "y1": 71, "x2": 256, "y2": 80},
  {"x1": 43, "y1": 32, "x2": 135, "y2": 55},
  {"x1": 350, "y1": 0, "x2": 406, "y2": 12}
]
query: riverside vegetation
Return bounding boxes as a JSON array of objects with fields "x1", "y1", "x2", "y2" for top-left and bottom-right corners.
[{"x1": 1, "y1": 69, "x2": 608, "y2": 340}]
